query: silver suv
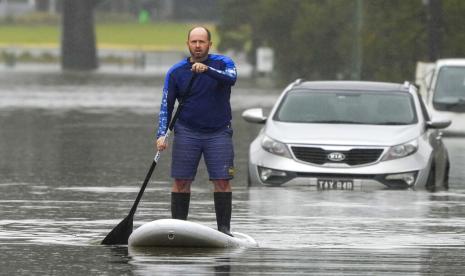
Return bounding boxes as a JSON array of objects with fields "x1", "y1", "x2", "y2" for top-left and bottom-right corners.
[{"x1": 242, "y1": 80, "x2": 451, "y2": 190}]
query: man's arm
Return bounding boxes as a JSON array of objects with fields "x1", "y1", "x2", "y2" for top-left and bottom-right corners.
[
  {"x1": 205, "y1": 55, "x2": 237, "y2": 86},
  {"x1": 157, "y1": 72, "x2": 177, "y2": 139}
]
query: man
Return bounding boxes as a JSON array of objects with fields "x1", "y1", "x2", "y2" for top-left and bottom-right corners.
[{"x1": 156, "y1": 26, "x2": 237, "y2": 236}]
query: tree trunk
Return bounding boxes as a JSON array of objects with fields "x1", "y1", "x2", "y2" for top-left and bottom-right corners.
[
  {"x1": 61, "y1": 0, "x2": 98, "y2": 70},
  {"x1": 36, "y1": 0, "x2": 49, "y2": 12}
]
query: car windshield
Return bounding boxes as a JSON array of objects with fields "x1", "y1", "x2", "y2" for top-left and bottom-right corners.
[
  {"x1": 274, "y1": 89, "x2": 417, "y2": 125},
  {"x1": 433, "y1": 66, "x2": 465, "y2": 111}
]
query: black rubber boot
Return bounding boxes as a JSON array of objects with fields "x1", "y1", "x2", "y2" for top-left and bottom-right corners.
[
  {"x1": 214, "y1": 192, "x2": 233, "y2": 237},
  {"x1": 171, "y1": 192, "x2": 190, "y2": 220}
]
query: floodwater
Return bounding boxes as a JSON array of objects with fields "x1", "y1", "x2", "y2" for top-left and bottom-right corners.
[{"x1": 1, "y1": 70, "x2": 465, "y2": 275}]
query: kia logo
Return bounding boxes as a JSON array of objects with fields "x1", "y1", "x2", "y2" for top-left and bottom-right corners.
[{"x1": 327, "y1": 152, "x2": 346, "y2": 162}]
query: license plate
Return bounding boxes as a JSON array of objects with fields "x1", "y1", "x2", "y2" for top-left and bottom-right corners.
[{"x1": 317, "y1": 179, "x2": 354, "y2": 190}]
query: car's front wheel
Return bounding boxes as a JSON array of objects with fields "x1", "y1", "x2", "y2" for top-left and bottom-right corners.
[
  {"x1": 247, "y1": 165, "x2": 252, "y2": 187},
  {"x1": 443, "y1": 161, "x2": 450, "y2": 189},
  {"x1": 425, "y1": 165, "x2": 436, "y2": 191}
]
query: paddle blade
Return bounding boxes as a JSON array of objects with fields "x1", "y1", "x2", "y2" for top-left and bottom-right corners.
[{"x1": 101, "y1": 215, "x2": 133, "y2": 245}]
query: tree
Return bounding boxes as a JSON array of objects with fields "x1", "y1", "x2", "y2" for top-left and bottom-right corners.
[
  {"x1": 61, "y1": 0, "x2": 98, "y2": 70},
  {"x1": 441, "y1": 0, "x2": 465, "y2": 58},
  {"x1": 217, "y1": 0, "x2": 357, "y2": 81},
  {"x1": 217, "y1": 0, "x2": 465, "y2": 83},
  {"x1": 362, "y1": 0, "x2": 427, "y2": 81}
]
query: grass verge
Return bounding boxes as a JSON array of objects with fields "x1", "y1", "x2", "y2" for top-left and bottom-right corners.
[{"x1": 0, "y1": 22, "x2": 217, "y2": 51}]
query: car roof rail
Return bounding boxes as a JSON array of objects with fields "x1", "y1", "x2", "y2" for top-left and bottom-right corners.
[
  {"x1": 284, "y1": 78, "x2": 305, "y2": 92},
  {"x1": 291, "y1": 78, "x2": 304, "y2": 87},
  {"x1": 403, "y1": 81, "x2": 410, "y2": 89}
]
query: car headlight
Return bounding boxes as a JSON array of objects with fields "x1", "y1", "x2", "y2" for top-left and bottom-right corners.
[
  {"x1": 261, "y1": 135, "x2": 292, "y2": 158},
  {"x1": 383, "y1": 139, "x2": 418, "y2": 161}
]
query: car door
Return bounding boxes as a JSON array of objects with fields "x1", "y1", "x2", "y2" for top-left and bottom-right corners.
[{"x1": 417, "y1": 91, "x2": 447, "y2": 182}]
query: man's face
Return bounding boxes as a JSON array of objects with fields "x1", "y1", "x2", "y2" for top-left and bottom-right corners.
[{"x1": 187, "y1": 28, "x2": 212, "y2": 61}]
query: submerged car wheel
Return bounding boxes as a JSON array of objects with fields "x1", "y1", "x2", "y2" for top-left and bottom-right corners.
[
  {"x1": 426, "y1": 165, "x2": 436, "y2": 191},
  {"x1": 443, "y1": 161, "x2": 450, "y2": 189},
  {"x1": 247, "y1": 171, "x2": 252, "y2": 187},
  {"x1": 247, "y1": 165, "x2": 252, "y2": 187}
]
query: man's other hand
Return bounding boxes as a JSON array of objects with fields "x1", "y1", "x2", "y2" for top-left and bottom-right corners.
[{"x1": 156, "y1": 136, "x2": 168, "y2": 151}]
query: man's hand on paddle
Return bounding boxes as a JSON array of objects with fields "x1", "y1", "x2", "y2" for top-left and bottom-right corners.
[
  {"x1": 191, "y1": 62, "x2": 208, "y2": 73},
  {"x1": 156, "y1": 136, "x2": 168, "y2": 151}
]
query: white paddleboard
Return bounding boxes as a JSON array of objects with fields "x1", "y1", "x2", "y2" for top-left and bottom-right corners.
[{"x1": 128, "y1": 219, "x2": 258, "y2": 248}]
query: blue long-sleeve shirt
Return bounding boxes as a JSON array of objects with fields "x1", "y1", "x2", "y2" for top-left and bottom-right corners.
[{"x1": 156, "y1": 54, "x2": 237, "y2": 138}]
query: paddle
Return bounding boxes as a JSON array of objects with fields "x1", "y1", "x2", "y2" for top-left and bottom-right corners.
[{"x1": 101, "y1": 73, "x2": 197, "y2": 245}]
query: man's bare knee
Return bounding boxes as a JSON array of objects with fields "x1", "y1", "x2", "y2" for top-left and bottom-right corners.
[
  {"x1": 172, "y1": 179, "x2": 192, "y2": 193},
  {"x1": 212, "y1": 179, "x2": 231, "y2": 192}
]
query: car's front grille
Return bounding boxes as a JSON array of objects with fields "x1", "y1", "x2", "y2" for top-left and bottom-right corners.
[
  {"x1": 291, "y1": 147, "x2": 327, "y2": 164},
  {"x1": 291, "y1": 146, "x2": 384, "y2": 166}
]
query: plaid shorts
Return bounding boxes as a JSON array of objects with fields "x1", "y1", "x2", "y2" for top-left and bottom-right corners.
[{"x1": 171, "y1": 122, "x2": 235, "y2": 180}]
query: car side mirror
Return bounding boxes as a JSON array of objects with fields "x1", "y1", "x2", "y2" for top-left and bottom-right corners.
[
  {"x1": 426, "y1": 119, "x2": 451, "y2": 129},
  {"x1": 242, "y1": 108, "x2": 267, "y2": 124}
]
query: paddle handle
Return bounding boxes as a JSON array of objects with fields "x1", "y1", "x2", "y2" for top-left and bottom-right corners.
[{"x1": 154, "y1": 128, "x2": 171, "y2": 163}]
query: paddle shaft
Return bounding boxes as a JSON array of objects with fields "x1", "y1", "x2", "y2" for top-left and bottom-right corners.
[{"x1": 127, "y1": 129, "x2": 170, "y2": 218}]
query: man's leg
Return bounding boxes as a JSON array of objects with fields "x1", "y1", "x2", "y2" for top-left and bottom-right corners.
[
  {"x1": 213, "y1": 179, "x2": 233, "y2": 236},
  {"x1": 171, "y1": 179, "x2": 192, "y2": 220},
  {"x1": 170, "y1": 123, "x2": 202, "y2": 220},
  {"x1": 203, "y1": 126, "x2": 234, "y2": 236}
]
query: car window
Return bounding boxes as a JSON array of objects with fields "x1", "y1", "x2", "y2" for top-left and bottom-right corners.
[
  {"x1": 273, "y1": 89, "x2": 417, "y2": 125},
  {"x1": 432, "y1": 66, "x2": 465, "y2": 111}
]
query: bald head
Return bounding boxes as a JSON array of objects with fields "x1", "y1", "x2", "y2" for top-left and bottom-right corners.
[{"x1": 187, "y1": 26, "x2": 211, "y2": 41}]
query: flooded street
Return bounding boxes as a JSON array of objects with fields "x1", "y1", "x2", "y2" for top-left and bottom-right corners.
[{"x1": 1, "y1": 71, "x2": 465, "y2": 275}]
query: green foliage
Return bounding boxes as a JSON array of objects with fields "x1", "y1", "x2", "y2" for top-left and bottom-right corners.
[
  {"x1": 289, "y1": 1, "x2": 354, "y2": 80},
  {"x1": 0, "y1": 50, "x2": 58, "y2": 64},
  {"x1": 217, "y1": 0, "x2": 465, "y2": 83},
  {"x1": 217, "y1": 0, "x2": 257, "y2": 56},
  {"x1": 1, "y1": 51, "x2": 16, "y2": 66},
  {"x1": 362, "y1": 0, "x2": 427, "y2": 81},
  {"x1": 442, "y1": 0, "x2": 465, "y2": 57}
]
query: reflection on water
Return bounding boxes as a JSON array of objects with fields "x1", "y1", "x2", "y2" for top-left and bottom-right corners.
[{"x1": 1, "y1": 72, "x2": 465, "y2": 275}]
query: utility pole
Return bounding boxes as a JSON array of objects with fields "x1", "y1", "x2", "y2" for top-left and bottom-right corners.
[
  {"x1": 424, "y1": 0, "x2": 443, "y2": 61},
  {"x1": 351, "y1": 0, "x2": 363, "y2": 80}
]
